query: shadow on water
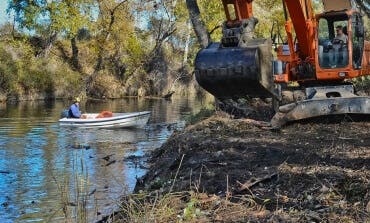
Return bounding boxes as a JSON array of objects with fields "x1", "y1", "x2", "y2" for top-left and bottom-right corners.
[{"x1": 0, "y1": 97, "x2": 210, "y2": 222}]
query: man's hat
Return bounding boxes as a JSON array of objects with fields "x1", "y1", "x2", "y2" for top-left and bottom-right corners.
[{"x1": 74, "y1": 97, "x2": 81, "y2": 103}]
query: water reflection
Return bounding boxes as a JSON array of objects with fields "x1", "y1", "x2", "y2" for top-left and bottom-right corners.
[{"x1": 0, "y1": 97, "x2": 209, "y2": 222}]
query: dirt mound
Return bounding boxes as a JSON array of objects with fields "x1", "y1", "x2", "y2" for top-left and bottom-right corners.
[{"x1": 135, "y1": 116, "x2": 370, "y2": 221}]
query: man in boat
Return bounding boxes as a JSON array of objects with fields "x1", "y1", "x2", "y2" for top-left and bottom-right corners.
[{"x1": 68, "y1": 97, "x2": 81, "y2": 118}]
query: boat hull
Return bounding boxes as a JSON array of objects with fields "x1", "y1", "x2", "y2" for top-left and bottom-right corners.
[{"x1": 58, "y1": 111, "x2": 151, "y2": 128}]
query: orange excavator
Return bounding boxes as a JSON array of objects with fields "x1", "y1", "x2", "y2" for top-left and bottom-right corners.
[{"x1": 194, "y1": 0, "x2": 370, "y2": 127}]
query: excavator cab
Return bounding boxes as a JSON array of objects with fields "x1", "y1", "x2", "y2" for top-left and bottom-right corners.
[
  {"x1": 318, "y1": 13, "x2": 350, "y2": 69},
  {"x1": 316, "y1": 9, "x2": 366, "y2": 80},
  {"x1": 317, "y1": 11, "x2": 365, "y2": 71}
]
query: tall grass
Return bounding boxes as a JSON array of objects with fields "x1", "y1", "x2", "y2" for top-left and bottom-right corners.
[
  {"x1": 51, "y1": 151, "x2": 91, "y2": 223},
  {"x1": 101, "y1": 190, "x2": 261, "y2": 222}
]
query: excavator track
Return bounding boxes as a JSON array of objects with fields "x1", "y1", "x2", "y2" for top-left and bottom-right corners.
[{"x1": 271, "y1": 85, "x2": 370, "y2": 127}]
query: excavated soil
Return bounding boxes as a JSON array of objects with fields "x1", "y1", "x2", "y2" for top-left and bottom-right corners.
[{"x1": 135, "y1": 114, "x2": 370, "y2": 222}]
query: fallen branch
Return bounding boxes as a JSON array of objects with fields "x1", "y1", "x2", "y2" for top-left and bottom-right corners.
[
  {"x1": 102, "y1": 154, "x2": 115, "y2": 161},
  {"x1": 105, "y1": 160, "x2": 116, "y2": 166},
  {"x1": 237, "y1": 172, "x2": 278, "y2": 192},
  {"x1": 162, "y1": 91, "x2": 175, "y2": 99},
  {"x1": 240, "y1": 118, "x2": 271, "y2": 127},
  {"x1": 88, "y1": 188, "x2": 96, "y2": 196}
]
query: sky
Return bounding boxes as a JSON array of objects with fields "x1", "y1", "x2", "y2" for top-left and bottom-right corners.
[{"x1": 0, "y1": 1, "x2": 9, "y2": 25}]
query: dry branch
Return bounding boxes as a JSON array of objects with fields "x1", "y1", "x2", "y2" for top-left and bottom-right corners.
[{"x1": 237, "y1": 172, "x2": 278, "y2": 192}]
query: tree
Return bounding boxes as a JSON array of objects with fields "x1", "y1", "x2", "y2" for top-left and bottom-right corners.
[
  {"x1": 92, "y1": 0, "x2": 129, "y2": 73},
  {"x1": 354, "y1": 0, "x2": 370, "y2": 18},
  {"x1": 185, "y1": 0, "x2": 210, "y2": 48},
  {"x1": 9, "y1": 0, "x2": 95, "y2": 66}
]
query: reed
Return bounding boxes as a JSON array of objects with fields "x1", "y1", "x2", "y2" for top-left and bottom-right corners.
[{"x1": 52, "y1": 151, "x2": 91, "y2": 223}]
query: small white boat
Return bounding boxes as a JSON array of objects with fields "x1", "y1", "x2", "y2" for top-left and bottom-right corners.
[{"x1": 59, "y1": 111, "x2": 151, "y2": 128}]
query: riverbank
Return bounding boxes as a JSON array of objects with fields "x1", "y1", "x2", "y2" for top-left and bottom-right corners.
[
  {"x1": 0, "y1": 35, "x2": 201, "y2": 103},
  {"x1": 101, "y1": 113, "x2": 370, "y2": 222}
]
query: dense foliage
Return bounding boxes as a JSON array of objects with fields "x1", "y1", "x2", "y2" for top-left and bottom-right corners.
[{"x1": 0, "y1": 0, "x2": 369, "y2": 102}]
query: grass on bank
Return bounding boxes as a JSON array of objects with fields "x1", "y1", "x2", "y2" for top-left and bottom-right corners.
[
  {"x1": 185, "y1": 106, "x2": 215, "y2": 126},
  {"x1": 101, "y1": 191, "x2": 265, "y2": 223},
  {"x1": 99, "y1": 169, "x2": 369, "y2": 223}
]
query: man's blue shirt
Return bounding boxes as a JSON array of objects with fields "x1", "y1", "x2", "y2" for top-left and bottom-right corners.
[{"x1": 68, "y1": 103, "x2": 81, "y2": 118}]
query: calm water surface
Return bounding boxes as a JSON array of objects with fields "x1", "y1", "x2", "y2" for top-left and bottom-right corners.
[{"x1": 0, "y1": 97, "x2": 209, "y2": 222}]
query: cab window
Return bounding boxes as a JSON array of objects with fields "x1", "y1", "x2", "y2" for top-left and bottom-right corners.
[{"x1": 318, "y1": 16, "x2": 349, "y2": 69}]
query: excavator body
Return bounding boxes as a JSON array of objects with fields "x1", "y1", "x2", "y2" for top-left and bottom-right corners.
[{"x1": 194, "y1": 0, "x2": 370, "y2": 126}]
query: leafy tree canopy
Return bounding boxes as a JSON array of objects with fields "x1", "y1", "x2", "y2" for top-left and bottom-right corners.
[{"x1": 9, "y1": 0, "x2": 96, "y2": 37}]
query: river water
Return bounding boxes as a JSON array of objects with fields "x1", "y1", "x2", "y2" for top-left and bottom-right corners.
[{"x1": 0, "y1": 97, "x2": 210, "y2": 222}]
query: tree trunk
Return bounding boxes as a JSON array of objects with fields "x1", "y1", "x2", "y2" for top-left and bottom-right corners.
[
  {"x1": 71, "y1": 37, "x2": 81, "y2": 71},
  {"x1": 91, "y1": 0, "x2": 127, "y2": 75},
  {"x1": 38, "y1": 32, "x2": 58, "y2": 57},
  {"x1": 183, "y1": 20, "x2": 192, "y2": 65},
  {"x1": 354, "y1": 0, "x2": 370, "y2": 17},
  {"x1": 185, "y1": 0, "x2": 210, "y2": 48}
]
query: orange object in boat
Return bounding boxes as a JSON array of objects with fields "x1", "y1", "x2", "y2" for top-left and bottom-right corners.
[{"x1": 96, "y1": 111, "x2": 113, "y2": 119}]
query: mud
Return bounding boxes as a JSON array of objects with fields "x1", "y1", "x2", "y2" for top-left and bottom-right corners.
[{"x1": 135, "y1": 114, "x2": 370, "y2": 221}]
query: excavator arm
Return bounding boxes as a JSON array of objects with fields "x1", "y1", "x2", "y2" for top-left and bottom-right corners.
[
  {"x1": 222, "y1": 0, "x2": 253, "y2": 21},
  {"x1": 284, "y1": 0, "x2": 316, "y2": 60},
  {"x1": 220, "y1": 0, "x2": 316, "y2": 61}
]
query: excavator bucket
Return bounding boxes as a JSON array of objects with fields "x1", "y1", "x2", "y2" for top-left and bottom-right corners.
[{"x1": 194, "y1": 39, "x2": 278, "y2": 100}]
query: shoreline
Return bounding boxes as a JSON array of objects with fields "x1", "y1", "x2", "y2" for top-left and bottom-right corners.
[
  {"x1": 100, "y1": 114, "x2": 370, "y2": 222},
  {"x1": 0, "y1": 94, "x2": 185, "y2": 104}
]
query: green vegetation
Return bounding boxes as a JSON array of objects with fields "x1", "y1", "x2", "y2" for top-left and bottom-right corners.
[
  {"x1": 103, "y1": 191, "x2": 263, "y2": 222},
  {"x1": 0, "y1": 39, "x2": 82, "y2": 101},
  {"x1": 185, "y1": 106, "x2": 215, "y2": 125},
  {"x1": 0, "y1": 1, "x2": 369, "y2": 102},
  {"x1": 1, "y1": 0, "x2": 205, "y2": 101}
]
